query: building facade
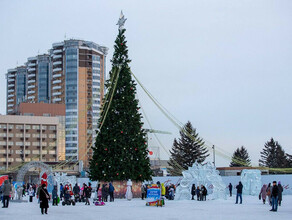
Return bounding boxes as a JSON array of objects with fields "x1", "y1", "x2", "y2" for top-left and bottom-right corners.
[
  {"x1": 0, "y1": 115, "x2": 65, "y2": 171},
  {"x1": 6, "y1": 39, "x2": 108, "y2": 168}
]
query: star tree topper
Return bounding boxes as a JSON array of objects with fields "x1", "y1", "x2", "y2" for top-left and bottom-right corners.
[{"x1": 117, "y1": 11, "x2": 127, "y2": 30}]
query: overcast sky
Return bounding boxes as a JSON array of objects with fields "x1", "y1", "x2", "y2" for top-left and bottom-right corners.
[{"x1": 0, "y1": 0, "x2": 291, "y2": 167}]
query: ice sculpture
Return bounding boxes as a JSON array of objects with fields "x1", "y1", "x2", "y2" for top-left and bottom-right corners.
[
  {"x1": 241, "y1": 169, "x2": 262, "y2": 196},
  {"x1": 54, "y1": 172, "x2": 77, "y2": 195},
  {"x1": 175, "y1": 162, "x2": 227, "y2": 200}
]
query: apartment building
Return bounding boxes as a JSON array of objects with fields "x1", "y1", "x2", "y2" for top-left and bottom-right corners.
[
  {"x1": 0, "y1": 115, "x2": 65, "y2": 171},
  {"x1": 6, "y1": 39, "x2": 108, "y2": 168}
]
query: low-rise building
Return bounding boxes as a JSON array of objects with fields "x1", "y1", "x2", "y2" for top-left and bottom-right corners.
[{"x1": 0, "y1": 115, "x2": 65, "y2": 171}]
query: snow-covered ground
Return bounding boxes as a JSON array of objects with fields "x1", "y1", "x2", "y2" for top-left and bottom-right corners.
[{"x1": 1, "y1": 195, "x2": 291, "y2": 220}]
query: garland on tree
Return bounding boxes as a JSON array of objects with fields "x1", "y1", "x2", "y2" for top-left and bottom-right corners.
[{"x1": 89, "y1": 27, "x2": 152, "y2": 182}]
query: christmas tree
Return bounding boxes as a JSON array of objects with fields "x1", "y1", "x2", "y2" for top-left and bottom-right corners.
[
  {"x1": 89, "y1": 12, "x2": 152, "y2": 182},
  {"x1": 230, "y1": 146, "x2": 251, "y2": 167},
  {"x1": 259, "y1": 138, "x2": 288, "y2": 169},
  {"x1": 168, "y1": 121, "x2": 209, "y2": 175}
]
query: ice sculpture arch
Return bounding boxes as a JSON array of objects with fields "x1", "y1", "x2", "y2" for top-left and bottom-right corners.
[
  {"x1": 241, "y1": 169, "x2": 262, "y2": 196},
  {"x1": 175, "y1": 162, "x2": 226, "y2": 200},
  {"x1": 16, "y1": 161, "x2": 52, "y2": 183}
]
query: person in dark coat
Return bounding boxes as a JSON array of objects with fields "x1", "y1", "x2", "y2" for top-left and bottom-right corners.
[
  {"x1": 201, "y1": 185, "x2": 208, "y2": 201},
  {"x1": 191, "y1": 184, "x2": 196, "y2": 200},
  {"x1": 270, "y1": 181, "x2": 279, "y2": 212},
  {"x1": 109, "y1": 183, "x2": 115, "y2": 202},
  {"x1": 2, "y1": 180, "x2": 11, "y2": 208},
  {"x1": 228, "y1": 183, "x2": 233, "y2": 197},
  {"x1": 277, "y1": 181, "x2": 283, "y2": 206},
  {"x1": 235, "y1": 181, "x2": 243, "y2": 204},
  {"x1": 102, "y1": 184, "x2": 108, "y2": 202},
  {"x1": 39, "y1": 184, "x2": 50, "y2": 214},
  {"x1": 52, "y1": 185, "x2": 58, "y2": 206}
]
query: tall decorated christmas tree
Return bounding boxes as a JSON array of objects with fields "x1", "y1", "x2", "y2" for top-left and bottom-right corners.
[{"x1": 89, "y1": 12, "x2": 152, "y2": 182}]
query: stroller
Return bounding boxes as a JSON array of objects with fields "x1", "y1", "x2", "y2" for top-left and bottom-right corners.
[{"x1": 62, "y1": 189, "x2": 76, "y2": 206}]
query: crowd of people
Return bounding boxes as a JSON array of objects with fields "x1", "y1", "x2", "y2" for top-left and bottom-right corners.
[{"x1": 0, "y1": 178, "x2": 287, "y2": 214}]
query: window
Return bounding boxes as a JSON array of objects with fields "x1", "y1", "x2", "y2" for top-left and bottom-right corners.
[
  {"x1": 49, "y1": 134, "x2": 56, "y2": 138},
  {"x1": 15, "y1": 133, "x2": 23, "y2": 138},
  {"x1": 42, "y1": 142, "x2": 47, "y2": 146},
  {"x1": 32, "y1": 142, "x2": 39, "y2": 146},
  {"x1": 25, "y1": 142, "x2": 30, "y2": 146},
  {"x1": 0, "y1": 133, "x2": 6, "y2": 137},
  {"x1": 32, "y1": 134, "x2": 40, "y2": 138},
  {"x1": 33, "y1": 125, "x2": 40, "y2": 129},
  {"x1": 49, "y1": 126, "x2": 56, "y2": 130},
  {"x1": 32, "y1": 150, "x2": 39, "y2": 154},
  {"x1": 16, "y1": 125, "x2": 24, "y2": 129},
  {"x1": 43, "y1": 113, "x2": 51, "y2": 117},
  {"x1": 0, "y1": 141, "x2": 6, "y2": 145},
  {"x1": 16, "y1": 142, "x2": 23, "y2": 146},
  {"x1": 8, "y1": 125, "x2": 14, "y2": 129},
  {"x1": 0, "y1": 124, "x2": 7, "y2": 129},
  {"x1": 41, "y1": 150, "x2": 47, "y2": 154},
  {"x1": 49, "y1": 142, "x2": 56, "y2": 147},
  {"x1": 25, "y1": 134, "x2": 31, "y2": 138},
  {"x1": 42, "y1": 134, "x2": 47, "y2": 138},
  {"x1": 25, "y1": 125, "x2": 31, "y2": 129},
  {"x1": 49, "y1": 150, "x2": 56, "y2": 155},
  {"x1": 42, "y1": 126, "x2": 47, "y2": 130},
  {"x1": 8, "y1": 142, "x2": 13, "y2": 145},
  {"x1": 8, "y1": 133, "x2": 14, "y2": 137}
]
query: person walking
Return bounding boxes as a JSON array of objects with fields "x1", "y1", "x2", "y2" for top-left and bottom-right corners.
[
  {"x1": 102, "y1": 184, "x2": 109, "y2": 202},
  {"x1": 109, "y1": 182, "x2": 115, "y2": 202},
  {"x1": 270, "y1": 181, "x2": 279, "y2": 212},
  {"x1": 2, "y1": 180, "x2": 11, "y2": 208},
  {"x1": 52, "y1": 185, "x2": 58, "y2": 206},
  {"x1": 277, "y1": 181, "x2": 283, "y2": 206},
  {"x1": 191, "y1": 184, "x2": 196, "y2": 200},
  {"x1": 228, "y1": 183, "x2": 233, "y2": 197},
  {"x1": 28, "y1": 185, "x2": 34, "y2": 202},
  {"x1": 60, "y1": 183, "x2": 64, "y2": 201},
  {"x1": 259, "y1": 184, "x2": 268, "y2": 204},
  {"x1": 39, "y1": 184, "x2": 50, "y2": 214},
  {"x1": 235, "y1": 181, "x2": 243, "y2": 204}
]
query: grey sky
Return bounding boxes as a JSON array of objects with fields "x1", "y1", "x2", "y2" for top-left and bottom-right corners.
[{"x1": 0, "y1": 0, "x2": 291, "y2": 166}]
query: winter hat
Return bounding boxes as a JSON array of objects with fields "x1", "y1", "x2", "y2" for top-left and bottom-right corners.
[{"x1": 278, "y1": 181, "x2": 281, "y2": 185}]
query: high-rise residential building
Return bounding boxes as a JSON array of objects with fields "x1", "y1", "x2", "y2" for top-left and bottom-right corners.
[
  {"x1": 5, "y1": 39, "x2": 108, "y2": 169},
  {"x1": 6, "y1": 66, "x2": 27, "y2": 114}
]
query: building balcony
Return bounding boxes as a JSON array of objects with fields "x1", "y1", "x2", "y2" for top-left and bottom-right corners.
[
  {"x1": 7, "y1": 94, "x2": 14, "y2": 98},
  {"x1": 8, "y1": 78, "x2": 15, "y2": 82},
  {"x1": 53, "y1": 49, "x2": 62, "y2": 54},
  {"x1": 27, "y1": 96, "x2": 35, "y2": 100},
  {"x1": 28, "y1": 80, "x2": 36, "y2": 84},
  {"x1": 27, "y1": 68, "x2": 36, "y2": 72},
  {"x1": 52, "y1": 73, "x2": 62, "y2": 78},
  {"x1": 52, "y1": 80, "x2": 61, "y2": 84},
  {"x1": 7, "y1": 99, "x2": 14, "y2": 103},
  {"x1": 8, "y1": 89, "x2": 14, "y2": 93},
  {"x1": 27, "y1": 57, "x2": 37, "y2": 61},
  {"x1": 27, "y1": 90, "x2": 35, "y2": 94},
  {"x1": 27, "y1": 85, "x2": 35, "y2": 89},
  {"x1": 53, "y1": 61, "x2": 62, "y2": 66},
  {"x1": 28, "y1": 62, "x2": 36, "y2": 67},
  {"x1": 53, "y1": 54, "x2": 62, "y2": 59},
  {"x1": 28, "y1": 73, "x2": 35, "y2": 78},
  {"x1": 52, "y1": 42, "x2": 64, "y2": 48},
  {"x1": 7, "y1": 74, "x2": 15, "y2": 78},
  {"x1": 8, "y1": 84, "x2": 14, "y2": 88},
  {"x1": 7, "y1": 104, "x2": 14, "y2": 107},
  {"x1": 52, "y1": 98, "x2": 61, "y2": 102},
  {"x1": 52, "y1": 86, "x2": 61, "y2": 90},
  {"x1": 53, "y1": 67, "x2": 62, "y2": 72},
  {"x1": 52, "y1": 92, "x2": 61, "y2": 96}
]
